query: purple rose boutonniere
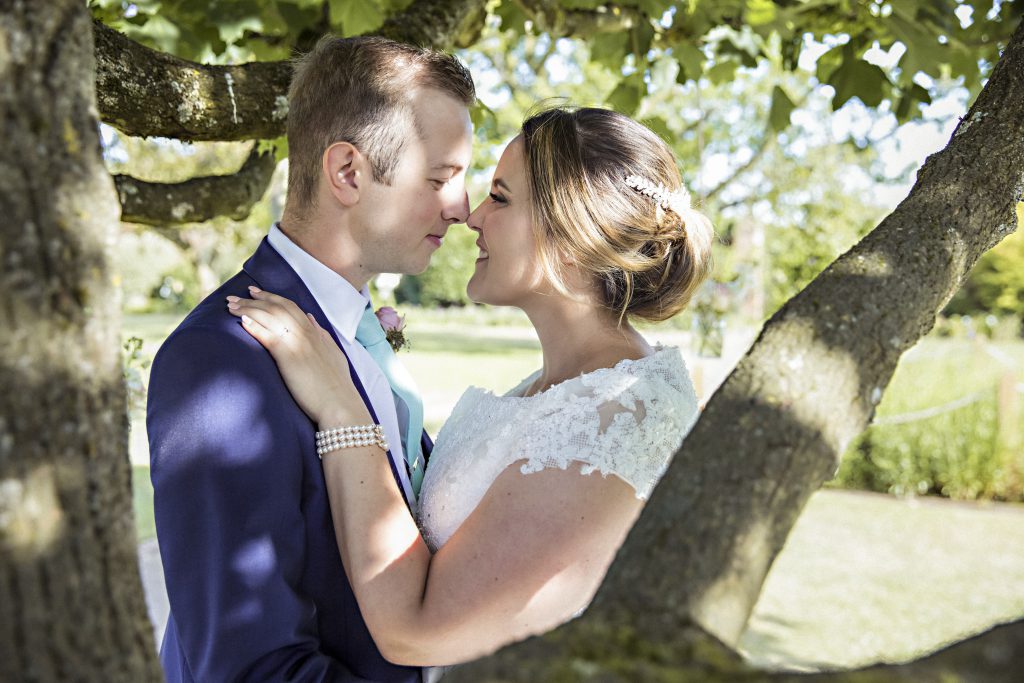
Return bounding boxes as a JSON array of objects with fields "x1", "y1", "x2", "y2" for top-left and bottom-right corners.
[{"x1": 375, "y1": 306, "x2": 408, "y2": 352}]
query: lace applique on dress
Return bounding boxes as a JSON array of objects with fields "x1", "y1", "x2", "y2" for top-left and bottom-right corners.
[{"x1": 416, "y1": 347, "x2": 699, "y2": 551}]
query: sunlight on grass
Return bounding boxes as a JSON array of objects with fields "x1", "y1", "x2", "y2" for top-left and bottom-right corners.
[{"x1": 739, "y1": 490, "x2": 1024, "y2": 670}]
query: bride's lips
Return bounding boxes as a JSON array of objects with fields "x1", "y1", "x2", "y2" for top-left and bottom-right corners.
[{"x1": 476, "y1": 240, "x2": 489, "y2": 263}]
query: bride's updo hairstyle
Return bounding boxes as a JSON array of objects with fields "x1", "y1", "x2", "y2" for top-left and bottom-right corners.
[{"x1": 520, "y1": 107, "x2": 714, "y2": 323}]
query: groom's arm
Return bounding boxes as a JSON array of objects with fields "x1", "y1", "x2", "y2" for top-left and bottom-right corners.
[{"x1": 148, "y1": 324, "x2": 372, "y2": 682}]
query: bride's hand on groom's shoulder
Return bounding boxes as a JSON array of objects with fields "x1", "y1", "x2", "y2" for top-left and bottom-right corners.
[{"x1": 226, "y1": 286, "x2": 370, "y2": 427}]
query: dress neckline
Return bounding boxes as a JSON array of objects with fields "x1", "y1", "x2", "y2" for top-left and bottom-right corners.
[{"x1": 500, "y1": 344, "x2": 680, "y2": 399}]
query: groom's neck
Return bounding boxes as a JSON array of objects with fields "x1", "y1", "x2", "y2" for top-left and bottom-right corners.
[{"x1": 278, "y1": 216, "x2": 376, "y2": 291}]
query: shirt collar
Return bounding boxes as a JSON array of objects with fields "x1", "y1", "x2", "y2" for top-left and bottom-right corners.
[{"x1": 266, "y1": 223, "x2": 369, "y2": 341}]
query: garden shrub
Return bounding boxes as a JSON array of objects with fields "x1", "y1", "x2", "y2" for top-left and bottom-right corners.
[{"x1": 830, "y1": 390, "x2": 1022, "y2": 501}]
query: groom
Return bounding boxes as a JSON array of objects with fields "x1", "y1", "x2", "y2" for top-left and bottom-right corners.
[{"x1": 147, "y1": 35, "x2": 474, "y2": 682}]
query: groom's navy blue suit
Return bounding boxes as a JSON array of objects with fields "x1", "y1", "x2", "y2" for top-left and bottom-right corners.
[{"x1": 148, "y1": 237, "x2": 429, "y2": 682}]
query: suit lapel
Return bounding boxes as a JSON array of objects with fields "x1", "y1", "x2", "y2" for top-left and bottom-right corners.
[{"x1": 243, "y1": 237, "x2": 415, "y2": 510}]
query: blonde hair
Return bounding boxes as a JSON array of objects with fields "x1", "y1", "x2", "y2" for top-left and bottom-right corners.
[
  {"x1": 520, "y1": 107, "x2": 714, "y2": 323},
  {"x1": 285, "y1": 36, "x2": 476, "y2": 219}
]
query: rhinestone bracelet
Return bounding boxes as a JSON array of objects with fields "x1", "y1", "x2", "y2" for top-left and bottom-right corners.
[{"x1": 315, "y1": 424, "x2": 388, "y2": 459}]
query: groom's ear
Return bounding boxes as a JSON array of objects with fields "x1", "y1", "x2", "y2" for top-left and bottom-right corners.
[{"x1": 323, "y1": 142, "x2": 364, "y2": 207}]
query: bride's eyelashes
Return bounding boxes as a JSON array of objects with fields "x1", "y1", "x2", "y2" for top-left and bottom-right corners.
[{"x1": 488, "y1": 192, "x2": 507, "y2": 205}]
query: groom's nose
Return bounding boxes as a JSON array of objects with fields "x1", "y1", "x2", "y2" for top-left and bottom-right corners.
[{"x1": 441, "y1": 186, "x2": 471, "y2": 225}]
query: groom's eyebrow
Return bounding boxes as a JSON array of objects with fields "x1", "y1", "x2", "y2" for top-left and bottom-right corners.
[{"x1": 431, "y1": 162, "x2": 464, "y2": 173}]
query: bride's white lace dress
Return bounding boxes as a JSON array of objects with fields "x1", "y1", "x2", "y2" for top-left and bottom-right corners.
[{"x1": 417, "y1": 345, "x2": 700, "y2": 551}]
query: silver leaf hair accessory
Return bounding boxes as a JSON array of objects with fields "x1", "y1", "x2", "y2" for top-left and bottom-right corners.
[{"x1": 624, "y1": 174, "x2": 695, "y2": 227}]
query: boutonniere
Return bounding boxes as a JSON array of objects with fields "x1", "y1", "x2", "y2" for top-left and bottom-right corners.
[{"x1": 375, "y1": 306, "x2": 408, "y2": 352}]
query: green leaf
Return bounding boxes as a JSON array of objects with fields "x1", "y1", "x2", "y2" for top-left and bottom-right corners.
[
  {"x1": 329, "y1": 0, "x2": 385, "y2": 36},
  {"x1": 640, "y1": 116, "x2": 672, "y2": 141},
  {"x1": 827, "y1": 58, "x2": 889, "y2": 109},
  {"x1": 495, "y1": 1, "x2": 529, "y2": 33},
  {"x1": 120, "y1": 15, "x2": 182, "y2": 55},
  {"x1": 893, "y1": 83, "x2": 932, "y2": 124},
  {"x1": 720, "y1": 38, "x2": 758, "y2": 68},
  {"x1": 217, "y1": 15, "x2": 264, "y2": 46},
  {"x1": 769, "y1": 85, "x2": 796, "y2": 131},
  {"x1": 258, "y1": 3, "x2": 290, "y2": 36},
  {"x1": 889, "y1": 14, "x2": 950, "y2": 80},
  {"x1": 706, "y1": 59, "x2": 739, "y2": 85},
  {"x1": 676, "y1": 43, "x2": 705, "y2": 82},
  {"x1": 607, "y1": 73, "x2": 645, "y2": 115},
  {"x1": 889, "y1": 0, "x2": 918, "y2": 22},
  {"x1": 745, "y1": 0, "x2": 777, "y2": 26},
  {"x1": 469, "y1": 100, "x2": 498, "y2": 135},
  {"x1": 590, "y1": 31, "x2": 630, "y2": 70},
  {"x1": 636, "y1": 0, "x2": 672, "y2": 19},
  {"x1": 632, "y1": 19, "x2": 655, "y2": 58},
  {"x1": 815, "y1": 45, "x2": 845, "y2": 83}
]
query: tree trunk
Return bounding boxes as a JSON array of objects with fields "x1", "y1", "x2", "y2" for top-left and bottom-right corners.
[
  {"x1": 446, "y1": 17, "x2": 1024, "y2": 683},
  {"x1": 0, "y1": 1, "x2": 162, "y2": 681}
]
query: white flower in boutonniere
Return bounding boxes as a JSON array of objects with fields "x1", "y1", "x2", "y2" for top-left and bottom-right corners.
[{"x1": 375, "y1": 306, "x2": 408, "y2": 352}]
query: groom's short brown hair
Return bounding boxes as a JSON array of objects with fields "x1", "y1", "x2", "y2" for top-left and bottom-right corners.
[{"x1": 285, "y1": 35, "x2": 476, "y2": 219}]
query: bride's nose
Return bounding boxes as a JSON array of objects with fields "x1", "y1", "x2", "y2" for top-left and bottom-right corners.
[{"x1": 466, "y1": 201, "x2": 485, "y2": 233}]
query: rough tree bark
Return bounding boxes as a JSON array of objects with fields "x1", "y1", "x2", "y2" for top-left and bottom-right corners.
[
  {"x1": 113, "y1": 144, "x2": 277, "y2": 225},
  {"x1": 443, "y1": 16, "x2": 1024, "y2": 683},
  {"x1": 0, "y1": 1, "x2": 162, "y2": 681}
]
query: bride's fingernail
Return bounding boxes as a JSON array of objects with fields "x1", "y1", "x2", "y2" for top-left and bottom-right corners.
[
  {"x1": 241, "y1": 314, "x2": 252, "y2": 325},
  {"x1": 226, "y1": 295, "x2": 239, "y2": 303},
  {"x1": 249, "y1": 286, "x2": 261, "y2": 293},
  {"x1": 227, "y1": 301, "x2": 239, "y2": 310}
]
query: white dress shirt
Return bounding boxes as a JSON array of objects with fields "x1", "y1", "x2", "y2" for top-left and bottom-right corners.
[{"x1": 267, "y1": 224, "x2": 416, "y2": 509}]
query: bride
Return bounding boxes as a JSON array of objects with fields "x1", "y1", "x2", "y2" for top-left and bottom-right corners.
[{"x1": 227, "y1": 106, "x2": 714, "y2": 666}]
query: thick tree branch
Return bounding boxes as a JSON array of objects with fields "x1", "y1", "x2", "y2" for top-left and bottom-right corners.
[
  {"x1": 94, "y1": 0, "x2": 489, "y2": 141},
  {"x1": 446, "y1": 17, "x2": 1024, "y2": 682},
  {"x1": 446, "y1": 617, "x2": 1024, "y2": 681},
  {"x1": 376, "y1": 0, "x2": 488, "y2": 49},
  {"x1": 796, "y1": 617, "x2": 1024, "y2": 682},
  {"x1": 537, "y1": 2, "x2": 641, "y2": 36},
  {"x1": 94, "y1": 20, "x2": 293, "y2": 141},
  {"x1": 113, "y1": 144, "x2": 277, "y2": 226}
]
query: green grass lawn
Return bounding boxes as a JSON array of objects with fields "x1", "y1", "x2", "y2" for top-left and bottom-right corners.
[{"x1": 739, "y1": 490, "x2": 1024, "y2": 670}]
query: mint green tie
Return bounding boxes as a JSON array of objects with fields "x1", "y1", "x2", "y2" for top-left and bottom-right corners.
[{"x1": 355, "y1": 306, "x2": 424, "y2": 496}]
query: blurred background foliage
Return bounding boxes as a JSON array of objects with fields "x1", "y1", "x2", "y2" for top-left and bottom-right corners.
[{"x1": 96, "y1": 0, "x2": 1024, "y2": 502}]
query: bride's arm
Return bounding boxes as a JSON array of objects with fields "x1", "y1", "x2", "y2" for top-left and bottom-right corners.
[
  {"x1": 322, "y1": 436, "x2": 641, "y2": 665},
  {"x1": 228, "y1": 289, "x2": 644, "y2": 665}
]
